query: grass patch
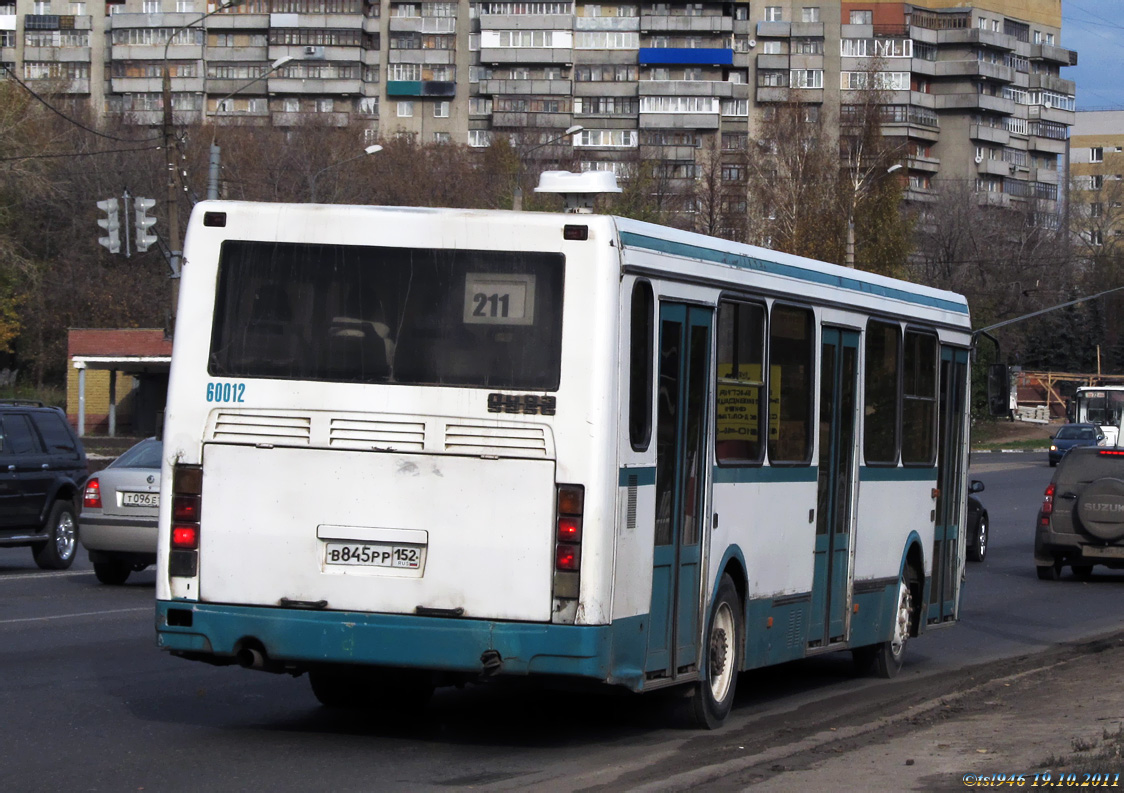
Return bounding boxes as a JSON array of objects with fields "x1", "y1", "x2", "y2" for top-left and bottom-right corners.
[
  {"x1": 0, "y1": 385, "x2": 65, "y2": 408},
  {"x1": 971, "y1": 437, "x2": 1050, "y2": 452},
  {"x1": 1038, "y1": 723, "x2": 1124, "y2": 779}
]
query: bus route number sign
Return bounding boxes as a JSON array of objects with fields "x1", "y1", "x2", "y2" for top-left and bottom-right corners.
[
  {"x1": 463, "y1": 273, "x2": 536, "y2": 326},
  {"x1": 488, "y1": 393, "x2": 557, "y2": 415}
]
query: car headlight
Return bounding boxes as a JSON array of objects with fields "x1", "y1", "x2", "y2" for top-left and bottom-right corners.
[{"x1": 1050, "y1": 444, "x2": 1058, "y2": 451}]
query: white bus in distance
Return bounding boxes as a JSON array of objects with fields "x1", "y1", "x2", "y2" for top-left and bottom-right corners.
[
  {"x1": 1071, "y1": 385, "x2": 1124, "y2": 446},
  {"x1": 156, "y1": 193, "x2": 974, "y2": 728}
]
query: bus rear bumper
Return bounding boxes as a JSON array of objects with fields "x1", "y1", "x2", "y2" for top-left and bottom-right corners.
[{"x1": 155, "y1": 600, "x2": 646, "y2": 689}]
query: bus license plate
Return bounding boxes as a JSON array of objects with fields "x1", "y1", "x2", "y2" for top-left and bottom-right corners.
[
  {"x1": 324, "y1": 542, "x2": 423, "y2": 569},
  {"x1": 121, "y1": 492, "x2": 159, "y2": 508}
]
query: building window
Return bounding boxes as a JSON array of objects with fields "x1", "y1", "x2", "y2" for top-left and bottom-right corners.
[
  {"x1": 433, "y1": 100, "x2": 449, "y2": 118},
  {"x1": 801, "y1": 7, "x2": 819, "y2": 23},
  {"x1": 1091, "y1": 147, "x2": 1104, "y2": 163},
  {"x1": 397, "y1": 101, "x2": 414, "y2": 117},
  {"x1": 849, "y1": 10, "x2": 872, "y2": 24},
  {"x1": 762, "y1": 40, "x2": 782, "y2": 54},
  {"x1": 32, "y1": 1, "x2": 50, "y2": 12},
  {"x1": 283, "y1": 97, "x2": 300, "y2": 112},
  {"x1": 433, "y1": 131, "x2": 450, "y2": 143},
  {"x1": 467, "y1": 129, "x2": 492, "y2": 147},
  {"x1": 1091, "y1": 230, "x2": 1104, "y2": 247},
  {"x1": 1090, "y1": 174, "x2": 1104, "y2": 190},
  {"x1": 69, "y1": 2, "x2": 85, "y2": 13},
  {"x1": 790, "y1": 69, "x2": 823, "y2": 89},
  {"x1": 764, "y1": 6, "x2": 782, "y2": 22},
  {"x1": 176, "y1": 0, "x2": 194, "y2": 10},
  {"x1": 142, "y1": 0, "x2": 160, "y2": 11},
  {"x1": 1091, "y1": 203, "x2": 1104, "y2": 218}
]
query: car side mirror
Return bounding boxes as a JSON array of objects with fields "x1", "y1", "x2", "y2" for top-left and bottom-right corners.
[{"x1": 969, "y1": 480, "x2": 985, "y2": 494}]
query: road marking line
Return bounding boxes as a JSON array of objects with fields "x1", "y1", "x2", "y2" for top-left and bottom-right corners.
[
  {"x1": 0, "y1": 607, "x2": 151, "y2": 625},
  {"x1": 0, "y1": 570, "x2": 94, "y2": 582}
]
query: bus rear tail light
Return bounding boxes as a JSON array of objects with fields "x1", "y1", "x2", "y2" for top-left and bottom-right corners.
[
  {"x1": 1040, "y1": 482, "x2": 1055, "y2": 526},
  {"x1": 554, "y1": 484, "x2": 585, "y2": 600},
  {"x1": 83, "y1": 478, "x2": 102, "y2": 509},
  {"x1": 170, "y1": 464, "x2": 202, "y2": 577}
]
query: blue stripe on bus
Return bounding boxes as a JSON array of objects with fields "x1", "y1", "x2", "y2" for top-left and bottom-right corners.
[
  {"x1": 858, "y1": 466, "x2": 939, "y2": 482},
  {"x1": 619, "y1": 232, "x2": 970, "y2": 315},
  {"x1": 713, "y1": 465, "x2": 818, "y2": 484},
  {"x1": 618, "y1": 467, "x2": 657, "y2": 487},
  {"x1": 157, "y1": 601, "x2": 651, "y2": 691}
]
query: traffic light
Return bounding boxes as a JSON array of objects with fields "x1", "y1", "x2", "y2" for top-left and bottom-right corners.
[
  {"x1": 134, "y1": 197, "x2": 158, "y2": 252},
  {"x1": 96, "y1": 198, "x2": 120, "y2": 254}
]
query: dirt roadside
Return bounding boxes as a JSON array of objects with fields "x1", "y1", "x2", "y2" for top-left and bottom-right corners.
[{"x1": 694, "y1": 634, "x2": 1124, "y2": 791}]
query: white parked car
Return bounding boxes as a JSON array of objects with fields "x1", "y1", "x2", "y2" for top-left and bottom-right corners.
[{"x1": 80, "y1": 438, "x2": 161, "y2": 585}]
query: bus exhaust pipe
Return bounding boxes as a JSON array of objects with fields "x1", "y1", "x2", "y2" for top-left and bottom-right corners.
[
  {"x1": 480, "y1": 649, "x2": 503, "y2": 676},
  {"x1": 237, "y1": 647, "x2": 266, "y2": 670}
]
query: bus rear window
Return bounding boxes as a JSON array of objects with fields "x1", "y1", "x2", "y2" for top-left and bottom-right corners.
[{"x1": 208, "y1": 241, "x2": 565, "y2": 390}]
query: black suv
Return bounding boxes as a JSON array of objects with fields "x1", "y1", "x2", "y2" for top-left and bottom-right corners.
[
  {"x1": 0, "y1": 401, "x2": 88, "y2": 569},
  {"x1": 1036, "y1": 446, "x2": 1124, "y2": 580}
]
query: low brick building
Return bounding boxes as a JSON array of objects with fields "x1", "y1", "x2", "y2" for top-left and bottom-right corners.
[{"x1": 67, "y1": 329, "x2": 172, "y2": 437}]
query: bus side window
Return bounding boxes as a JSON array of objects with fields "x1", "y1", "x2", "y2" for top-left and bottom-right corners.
[
  {"x1": 629, "y1": 281, "x2": 654, "y2": 451},
  {"x1": 715, "y1": 299, "x2": 766, "y2": 465},
  {"x1": 864, "y1": 320, "x2": 900, "y2": 465},
  {"x1": 902, "y1": 331, "x2": 937, "y2": 465},
  {"x1": 768, "y1": 305, "x2": 814, "y2": 464}
]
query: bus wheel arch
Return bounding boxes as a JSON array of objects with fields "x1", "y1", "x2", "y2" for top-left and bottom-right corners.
[{"x1": 853, "y1": 544, "x2": 923, "y2": 679}]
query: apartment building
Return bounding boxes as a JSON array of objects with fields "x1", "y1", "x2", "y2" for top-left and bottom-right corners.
[
  {"x1": 0, "y1": 0, "x2": 1076, "y2": 210},
  {"x1": 1070, "y1": 110, "x2": 1124, "y2": 251}
]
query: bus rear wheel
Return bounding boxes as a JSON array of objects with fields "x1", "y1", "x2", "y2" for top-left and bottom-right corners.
[{"x1": 687, "y1": 574, "x2": 742, "y2": 730}]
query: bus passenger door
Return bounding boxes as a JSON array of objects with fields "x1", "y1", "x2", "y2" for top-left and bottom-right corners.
[
  {"x1": 646, "y1": 302, "x2": 712, "y2": 679},
  {"x1": 930, "y1": 347, "x2": 969, "y2": 623},
  {"x1": 810, "y1": 328, "x2": 859, "y2": 646}
]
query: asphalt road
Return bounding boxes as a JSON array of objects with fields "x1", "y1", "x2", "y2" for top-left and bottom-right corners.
[{"x1": 1, "y1": 451, "x2": 1120, "y2": 792}]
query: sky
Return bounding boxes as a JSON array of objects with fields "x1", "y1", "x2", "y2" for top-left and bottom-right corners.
[{"x1": 1063, "y1": 0, "x2": 1124, "y2": 109}]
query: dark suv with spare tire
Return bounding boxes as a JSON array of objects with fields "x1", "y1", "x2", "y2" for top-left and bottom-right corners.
[
  {"x1": 1036, "y1": 446, "x2": 1124, "y2": 580},
  {"x1": 0, "y1": 401, "x2": 87, "y2": 569}
]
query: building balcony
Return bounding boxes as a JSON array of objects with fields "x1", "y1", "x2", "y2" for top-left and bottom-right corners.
[
  {"x1": 937, "y1": 27, "x2": 1016, "y2": 51},
  {"x1": 639, "y1": 79, "x2": 740, "y2": 98},
  {"x1": 934, "y1": 92, "x2": 1015, "y2": 114},
  {"x1": 903, "y1": 187, "x2": 936, "y2": 203},
  {"x1": 574, "y1": 17, "x2": 639, "y2": 32},
  {"x1": 1031, "y1": 43, "x2": 1077, "y2": 66},
  {"x1": 1034, "y1": 167, "x2": 1060, "y2": 185},
  {"x1": 23, "y1": 46, "x2": 91, "y2": 63},
  {"x1": 638, "y1": 47, "x2": 732, "y2": 66},
  {"x1": 1029, "y1": 104, "x2": 1074, "y2": 125},
  {"x1": 640, "y1": 15, "x2": 732, "y2": 34},
  {"x1": 969, "y1": 124, "x2": 1010, "y2": 145},
  {"x1": 638, "y1": 111, "x2": 719, "y2": 130},
  {"x1": 976, "y1": 191, "x2": 1011, "y2": 208},
  {"x1": 1028, "y1": 134, "x2": 1067, "y2": 155},
  {"x1": 205, "y1": 47, "x2": 269, "y2": 62},
  {"x1": 205, "y1": 78, "x2": 270, "y2": 96},
  {"x1": 122, "y1": 109, "x2": 202, "y2": 125},
  {"x1": 911, "y1": 58, "x2": 938, "y2": 77},
  {"x1": 756, "y1": 21, "x2": 790, "y2": 37},
  {"x1": 387, "y1": 17, "x2": 456, "y2": 34},
  {"x1": 755, "y1": 53, "x2": 788, "y2": 70},
  {"x1": 572, "y1": 81, "x2": 638, "y2": 98},
  {"x1": 385, "y1": 79, "x2": 455, "y2": 97},
  {"x1": 756, "y1": 86, "x2": 822, "y2": 103},
  {"x1": 789, "y1": 54, "x2": 822, "y2": 71},
  {"x1": 268, "y1": 77, "x2": 363, "y2": 94},
  {"x1": 479, "y1": 47, "x2": 572, "y2": 66},
  {"x1": 26, "y1": 78, "x2": 88, "y2": 94},
  {"x1": 882, "y1": 120, "x2": 940, "y2": 142},
  {"x1": 933, "y1": 59, "x2": 1015, "y2": 82},
  {"x1": 110, "y1": 44, "x2": 203, "y2": 61},
  {"x1": 111, "y1": 76, "x2": 204, "y2": 93},
  {"x1": 210, "y1": 112, "x2": 271, "y2": 127},
  {"x1": 267, "y1": 12, "x2": 364, "y2": 29},
  {"x1": 907, "y1": 155, "x2": 940, "y2": 173},
  {"x1": 977, "y1": 158, "x2": 1012, "y2": 177},
  {"x1": 269, "y1": 45, "x2": 362, "y2": 62},
  {"x1": 491, "y1": 111, "x2": 572, "y2": 128},
  {"x1": 478, "y1": 13, "x2": 573, "y2": 31},
  {"x1": 479, "y1": 78, "x2": 572, "y2": 95},
  {"x1": 791, "y1": 22, "x2": 823, "y2": 37},
  {"x1": 271, "y1": 110, "x2": 349, "y2": 127},
  {"x1": 1028, "y1": 73, "x2": 1076, "y2": 94},
  {"x1": 205, "y1": 13, "x2": 269, "y2": 30}
]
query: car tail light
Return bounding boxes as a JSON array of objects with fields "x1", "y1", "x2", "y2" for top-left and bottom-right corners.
[
  {"x1": 1040, "y1": 482, "x2": 1055, "y2": 525},
  {"x1": 1099, "y1": 449, "x2": 1124, "y2": 456},
  {"x1": 83, "y1": 478, "x2": 102, "y2": 509},
  {"x1": 170, "y1": 464, "x2": 202, "y2": 576},
  {"x1": 554, "y1": 484, "x2": 585, "y2": 601}
]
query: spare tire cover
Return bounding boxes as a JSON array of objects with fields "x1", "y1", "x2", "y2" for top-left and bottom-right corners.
[{"x1": 1076, "y1": 477, "x2": 1124, "y2": 542}]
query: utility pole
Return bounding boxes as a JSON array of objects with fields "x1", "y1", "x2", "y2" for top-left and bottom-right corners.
[{"x1": 162, "y1": 49, "x2": 182, "y2": 339}]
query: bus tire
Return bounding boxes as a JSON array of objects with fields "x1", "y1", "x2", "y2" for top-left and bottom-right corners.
[
  {"x1": 687, "y1": 574, "x2": 742, "y2": 730},
  {"x1": 94, "y1": 560, "x2": 131, "y2": 586},
  {"x1": 309, "y1": 666, "x2": 434, "y2": 710},
  {"x1": 874, "y1": 569, "x2": 917, "y2": 679}
]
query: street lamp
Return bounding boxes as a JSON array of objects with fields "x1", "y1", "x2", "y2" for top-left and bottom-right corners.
[
  {"x1": 845, "y1": 163, "x2": 903, "y2": 269},
  {"x1": 162, "y1": 0, "x2": 243, "y2": 336},
  {"x1": 310, "y1": 145, "x2": 384, "y2": 203},
  {"x1": 206, "y1": 55, "x2": 295, "y2": 200},
  {"x1": 513, "y1": 125, "x2": 583, "y2": 211}
]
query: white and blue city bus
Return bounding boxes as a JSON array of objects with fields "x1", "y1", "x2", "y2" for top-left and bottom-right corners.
[{"x1": 155, "y1": 188, "x2": 973, "y2": 728}]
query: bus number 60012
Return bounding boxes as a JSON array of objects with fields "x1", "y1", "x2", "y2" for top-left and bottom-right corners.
[{"x1": 206, "y1": 382, "x2": 245, "y2": 403}]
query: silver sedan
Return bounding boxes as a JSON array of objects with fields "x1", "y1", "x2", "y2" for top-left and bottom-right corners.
[{"x1": 79, "y1": 438, "x2": 162, "y2": 585}]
